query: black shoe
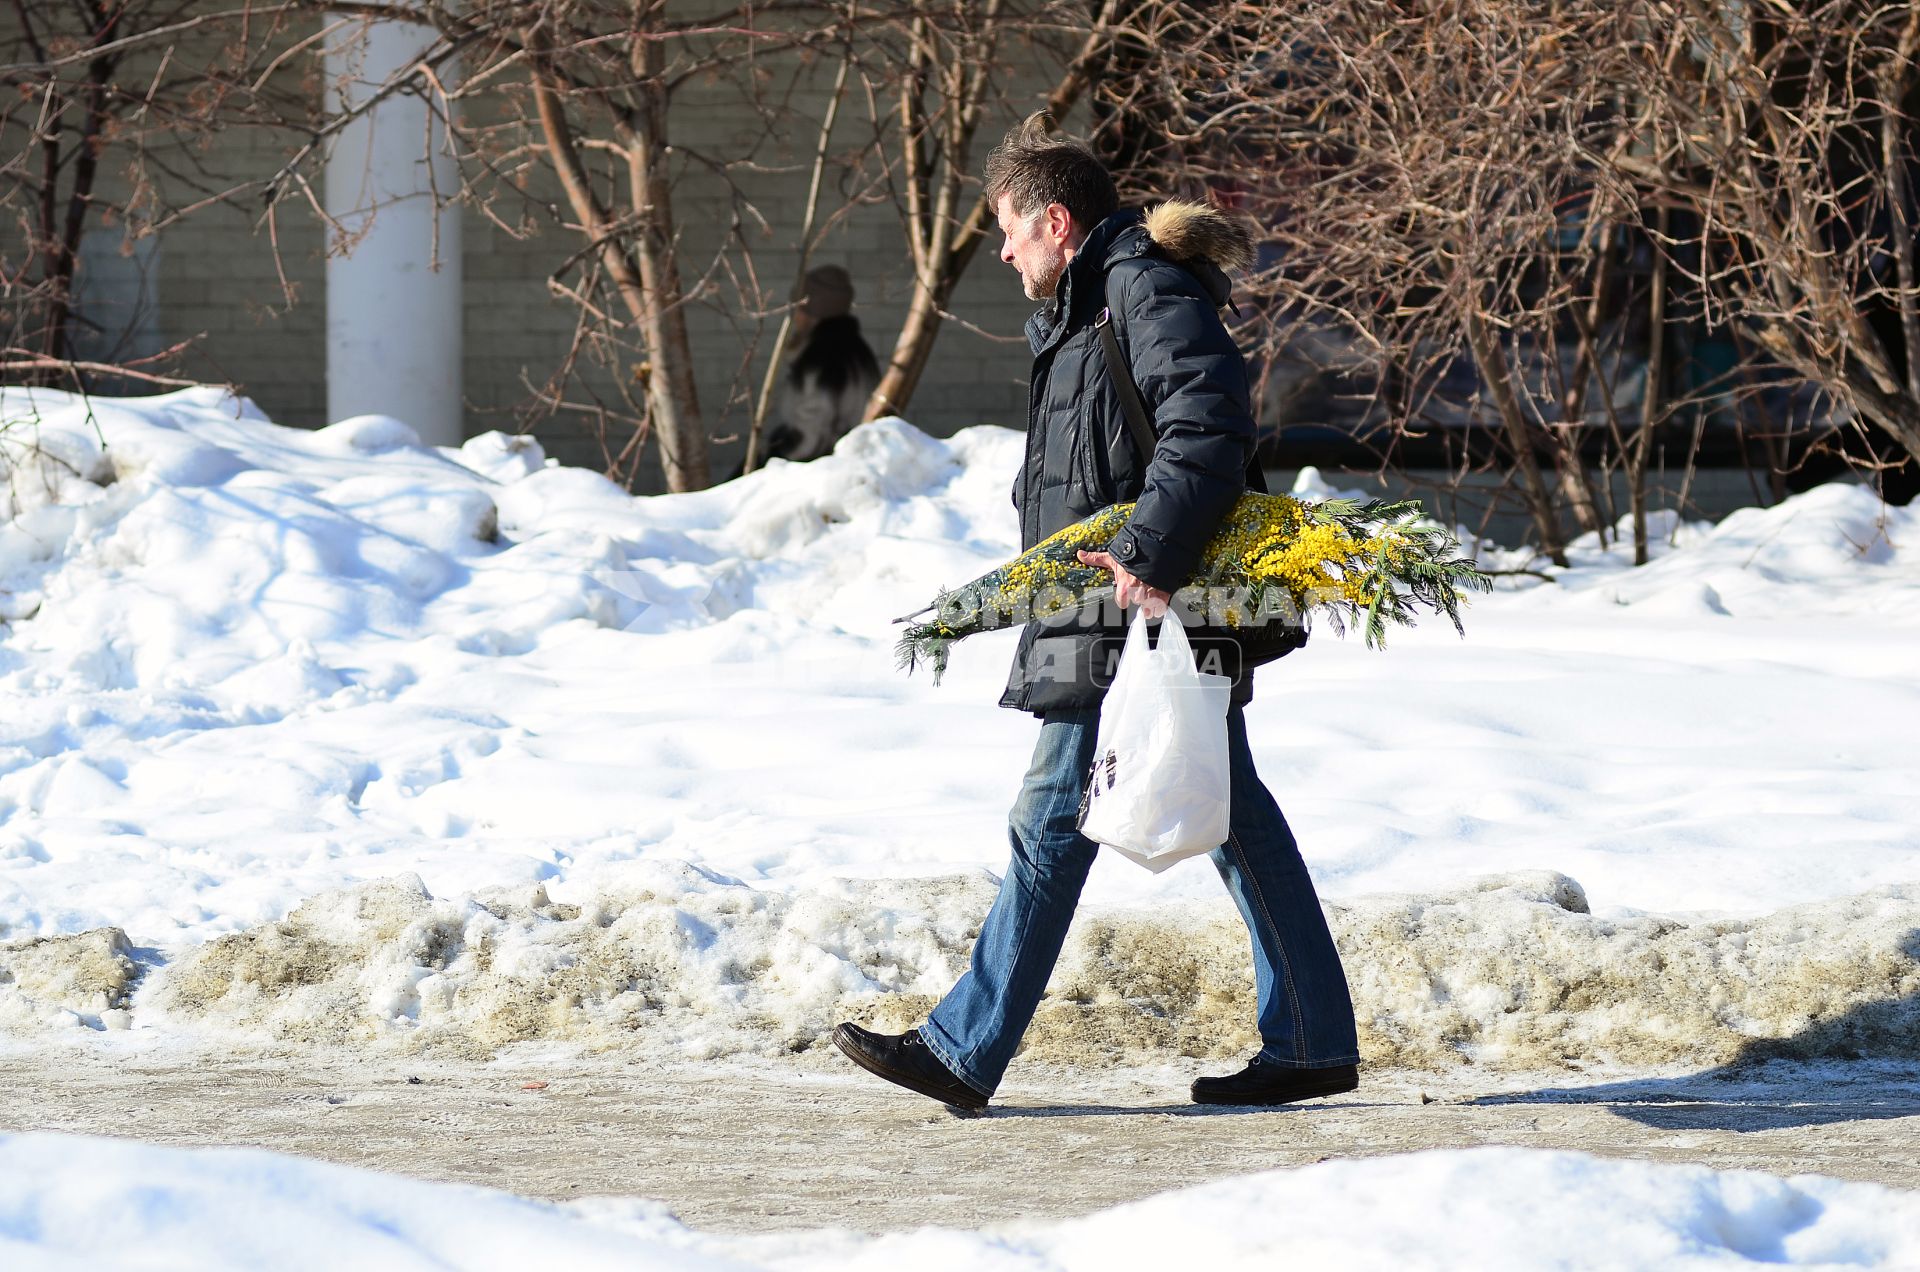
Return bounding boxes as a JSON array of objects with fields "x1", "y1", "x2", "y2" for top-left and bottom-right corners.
[
  {"x1": 832, "y1": 1023, "x2": 989, "y2": 1111},
  {"x1": 1190, "y1": 1056, "x2": 1359, "y2": 1106}
]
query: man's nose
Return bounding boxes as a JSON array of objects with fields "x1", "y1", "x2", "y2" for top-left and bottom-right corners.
[{"x1": 1001, "y1": 243, "x2": 1015, "y2": 265}]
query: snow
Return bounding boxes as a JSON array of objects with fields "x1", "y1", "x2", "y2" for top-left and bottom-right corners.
[
  {"x1": 0, "y1": 1131, "x2": 714, "y2": 1272},
  {"x1": 0, "y1": 867, "x2": 1878, "y2": 1071},
  {"x1": 5, "y1": 1132, "x2": 1920, "y2": 1270},
  {"x1": 4, "y1": 384, "x2": 1920, "y2": 1261},
  {"x1": 0, "y1": 383, "x2": 1917, "y2": 1070}
]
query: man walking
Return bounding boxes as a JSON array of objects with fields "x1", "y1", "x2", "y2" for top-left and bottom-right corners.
[{"x1": 834, "y1": 115, "x2": 1359, "y2": 1112}]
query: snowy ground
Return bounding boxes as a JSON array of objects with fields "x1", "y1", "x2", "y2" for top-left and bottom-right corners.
[
  {"x1": 9, "y1": 1097, "x2": 1920, "y2": 1270},
  {"x1": 7, "y1": 1041, "x2": 1920, "y2": 1225},
  {"x1": 2, "y1": 385, "x2": 1918, "y2": 1265},
  {"x1": 7, "y1": 1048, "x2": 1920, "y2": 1269}
]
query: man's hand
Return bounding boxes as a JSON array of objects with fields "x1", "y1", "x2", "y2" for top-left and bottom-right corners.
[{"x1": 1077, "y1": 549, "x2": 1171, "y2": 618}]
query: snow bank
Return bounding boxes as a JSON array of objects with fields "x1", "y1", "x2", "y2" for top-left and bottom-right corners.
[
  {"x1": 140, "y1": 868, "x2": 996, "y2": 1058},
  {"x1": 1005, "y1": 1146, "x2": 1920, "y2": 1271},
  {"x1": 3, "y1": 384, "x2": 1918, "y2": 1073},
  {"x1": 6, "y1": 1132, "x2": 1920, "y2": 1270},
  {"x1": 0, "y1": 1131, "x2": 714, "y2": 1272},
  {"x1": 1334, "y1": 874, "x2": 1920, "y2": 1069},
  {"x1": 1486, "y1": 482, "x2": 1919, "y2": 622},
  {"x1": 0, "y1": 926, "x2": 137, "y2": 1032},
  {"x1": 4, "y1": 870, "x2": 1863, "y2": 1070},
  {"x1": 0, "y1": 384, "x2": 1035, "y2": 942}
]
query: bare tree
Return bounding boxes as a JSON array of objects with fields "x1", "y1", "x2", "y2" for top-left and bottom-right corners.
[
  {"x1": 421, "y1": 2, "x2": 862, "y2": 493},
  {"x1": 0, "y1": 0, "x2": 324, "y2": 389},
  {"x1": 743, "y1": 42, "x2": 855, "y2": 475},
  {"x1": 26, "y1": 0, "x2": 1907, "y2": 524},
  {"x1": 1097, "y1": 1, "x2": 1864, "y2": 566},
  {"x1": 1602, "y1": 1, "x2": 1920, "y2": 491},
  {"x1": 1133, "y1": 1, "x2": 1638, "y2": 564},
  {"x1": 3, "y1": 0, "x2": 871, "y2": 493},
  {"x1": 850, "y1": 0, "x2": 1124, "y2": 423}
]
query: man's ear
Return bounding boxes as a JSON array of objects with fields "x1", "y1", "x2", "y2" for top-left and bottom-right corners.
[{"x1": 1046, "y1": 202, "x2": 1076, "y2": 245}]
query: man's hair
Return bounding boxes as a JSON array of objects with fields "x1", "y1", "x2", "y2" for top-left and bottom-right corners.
[{"x1": 982, "y1": 112, "x2": 1119, "y2": 231}]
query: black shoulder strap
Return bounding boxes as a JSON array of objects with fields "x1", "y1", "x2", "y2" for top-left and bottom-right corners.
[
  {"x1": 1095, "y1": 272, "x2": 1267, "y2": 492},
  {"x1": 1095, "y1": 305, "x2": 1158, "y2": 466}
]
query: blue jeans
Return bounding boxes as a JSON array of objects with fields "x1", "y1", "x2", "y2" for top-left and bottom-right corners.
[{"x1": 920, "y1": 704, "x2": 1359, "y2": 1097}]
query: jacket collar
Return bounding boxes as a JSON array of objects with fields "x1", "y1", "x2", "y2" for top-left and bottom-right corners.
[{"x1": 1025, "y1": 209, "x2": 1152, "y2": 356}]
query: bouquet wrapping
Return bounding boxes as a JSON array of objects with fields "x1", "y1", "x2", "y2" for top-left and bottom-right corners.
[{"x1": 895, "y1": 491, "x2": 1492, "y2": 683}]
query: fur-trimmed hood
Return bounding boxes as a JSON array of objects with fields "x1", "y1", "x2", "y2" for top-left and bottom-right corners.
[
  {"x1": 1034, "y1": 200, "x2": 1254, "y2": 353},
  {"x1": 1142, "y1": 199, "x2": 1256, "y2": 274}
]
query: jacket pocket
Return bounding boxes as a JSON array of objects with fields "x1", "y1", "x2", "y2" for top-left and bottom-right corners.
[{"x1": 1062, "y1": 387, "x2": 1105, "y2": 517}]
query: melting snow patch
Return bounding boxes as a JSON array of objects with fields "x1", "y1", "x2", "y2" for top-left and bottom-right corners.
[
  {"x1": 69, "y1": 871, "x2": 1911, "y2": 1071},
  {"x1": 5, "y1": 1134, "x2": 1920, "y2": 1270}
]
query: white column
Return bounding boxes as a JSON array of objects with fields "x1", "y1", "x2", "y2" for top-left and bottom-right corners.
[{"x1": 323, "y1": 8, "x2": 462, "y2": 447}]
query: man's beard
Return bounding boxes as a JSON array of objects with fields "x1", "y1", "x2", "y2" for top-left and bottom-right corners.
[{"x1": 1023, "y1": 254, "x2": 1065, "y2": 301}]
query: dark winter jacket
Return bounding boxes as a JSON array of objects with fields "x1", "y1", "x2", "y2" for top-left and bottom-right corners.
[{"x1": 1001, "y1": 201, "x2": 1263, "y2": 715}]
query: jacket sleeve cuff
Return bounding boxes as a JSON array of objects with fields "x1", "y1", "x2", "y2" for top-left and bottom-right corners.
[{"x1": 1106, "y1": 524, "x2": 1193, "y2": 595}]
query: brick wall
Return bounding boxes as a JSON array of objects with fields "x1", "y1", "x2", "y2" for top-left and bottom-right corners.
[
  {"x1": 1, "y1": 13, "x2": 1069, "y2": 493},
  {"x1": 470, "y1": 53, "x2": 1058, "y2": 485}
]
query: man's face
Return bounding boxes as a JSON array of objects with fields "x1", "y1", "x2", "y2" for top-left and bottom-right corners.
[{"x1": 996, "y1": 194, "x2": 1075, "y2": 301}]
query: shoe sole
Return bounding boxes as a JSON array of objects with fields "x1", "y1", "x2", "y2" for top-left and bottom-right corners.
[
  {"x1": 1190, "y1": 1070, "x2": 1359, "y2": 1107},
  {"x1": 832, "y1": 1025, "x2": 990, "y2": 1112}
]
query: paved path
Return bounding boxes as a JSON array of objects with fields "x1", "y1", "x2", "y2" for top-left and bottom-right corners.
[{"x1": 3, "y1": 1043, "x2": 1918, "y2": 1232}]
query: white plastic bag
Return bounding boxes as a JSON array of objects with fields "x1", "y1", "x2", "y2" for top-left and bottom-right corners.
[{"x1": 1076, "y1": 608, "x2": 1232, "y2": 872}]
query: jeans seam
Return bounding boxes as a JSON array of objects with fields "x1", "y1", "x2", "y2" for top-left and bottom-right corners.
[
  {"x1": 1250, "y1": 1051, "x2": 1361, "y2": 1070},
  {"x1": 1228, "y1": 827, "x2": 1309, "y2": 1065},
  {"x1": 962, "y1": 851, "x2": 1040, "y2": 1081}
]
